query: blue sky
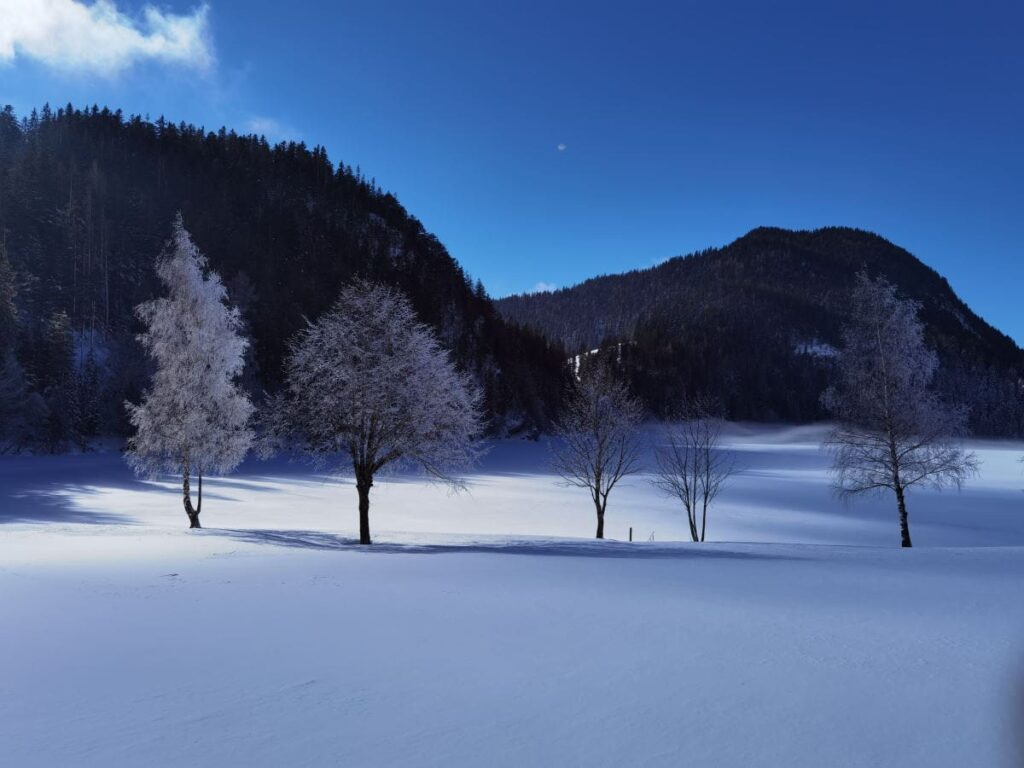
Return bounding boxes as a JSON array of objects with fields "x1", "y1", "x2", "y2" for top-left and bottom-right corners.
[{"x1": 2, "y1": 0, "x2": 1022, "y2": 342}]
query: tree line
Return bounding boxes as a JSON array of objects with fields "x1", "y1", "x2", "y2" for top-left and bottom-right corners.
[
  {"x1": 2, "y1": 104, "x2": 1020, "y2": 456},
  {"x1": 497, "y1": 227, "x2": 1024, "y2": 437},
  {"x1": 126, "y1": 219, "x2": 993, "y2": 548},
  {"x1": 0, "y1": 103, "x2": 566, "y2": 454}
]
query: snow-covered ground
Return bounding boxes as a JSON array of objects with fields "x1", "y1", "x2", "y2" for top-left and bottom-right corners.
[{"x1": 2, "y1": 424, "x2": 1023, "y2": 766}]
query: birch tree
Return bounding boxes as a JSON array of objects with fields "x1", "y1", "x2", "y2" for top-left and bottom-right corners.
[
  {"x1": 652, "y1": 398, "x2": 734, "y2": 542},
  {"x1": 269, "y1": 280, "x2": 484, "y2": 545},
  {"x1": 824, "y1": 272, "x2": 978, "y2": 547},
  {"x1": 552, "y1": 362, "x2": 643, "y2": 539},
  {"x1": 126, "y1": 215, "x2": 254, "y2": 528}
]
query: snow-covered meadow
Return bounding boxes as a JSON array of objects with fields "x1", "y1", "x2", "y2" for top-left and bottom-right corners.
[{"x1": 2, "y1": 424, "x2": 1023, "y2": 766}]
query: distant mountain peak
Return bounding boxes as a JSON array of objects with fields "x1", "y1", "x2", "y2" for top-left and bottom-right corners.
[{"x1": 496, "y1": 227, "x2": 1024, "y2": 436}]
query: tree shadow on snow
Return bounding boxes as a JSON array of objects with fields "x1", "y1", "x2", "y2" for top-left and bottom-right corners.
[
  {"x1": 0, "y1": 454, "x2": 288, "y2": 525},
  {"x1": 216, "y1": 527, "x2": 803, "y2": 561},
  {"x1": 1, "y1": 482, "x2": 139, "y2": 525}
]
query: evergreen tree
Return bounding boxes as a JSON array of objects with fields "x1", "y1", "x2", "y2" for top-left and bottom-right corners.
[
  {"x1": 0, "y1": 352, "x2": 46, "y2": 453},
  {"x1": 39, "y1": 311, "x2": 80, "y2": 452},
  {"x1": 0, "y1": 248, "x2": 45, "y2": 451},
  {"x1": 498, "y1": 227, "x2": 1024, "y2": 436},
  {"x1": 76, "y1": 348, "x2": 103, "y2": 439},
  {"x1": 0, "y1": 243, "x2": 16, "y2": 353},
  {"x1": 0, "y1": 103, "x2": 565, "y2": 440}
]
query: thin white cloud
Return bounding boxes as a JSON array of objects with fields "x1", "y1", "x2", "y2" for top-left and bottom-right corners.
[
  {"x1": 531, "y1": 282, "x2": 557, "y2": 294},
  {"x1": 244, "y1": 116, "x2": 297, "y2": 142},
  {"x1": 0, "y1": 0, "x2": 214, "y2": 75},
  {"x1": 557, "y1": 143, "x2": 567, "y2": 152}
]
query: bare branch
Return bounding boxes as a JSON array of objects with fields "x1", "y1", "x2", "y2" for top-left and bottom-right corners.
[
  {"x1": 551, "y1": 362, "x2": 643, "y2": 538},
  {"x1": 265, "y1": 280, "x2": 486, "y2": 543},
  {"x1": 823, "y1": 272, "x2": 979, "y2": 546},
  {"x1": 652, "y1": 396, "x2": 735, "y2": 542}
]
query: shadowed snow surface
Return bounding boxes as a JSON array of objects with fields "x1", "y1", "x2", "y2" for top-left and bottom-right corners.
[{"x1": 1, "y1": 424, "x2": 1023, "y2": 767}]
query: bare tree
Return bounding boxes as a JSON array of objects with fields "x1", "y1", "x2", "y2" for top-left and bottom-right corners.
[
  {"x1": 126, "y1": 216, "x2": 254, "y2": 528},
  {"x1": 652, "y1": 398, "x2": 734, "y2": 542},
  {"x1": 824, "y1": 272, "x2": 978, "y2": 547},
  {"x1": 267, "y1": 280, "x2": 484, "y2": 545},
  {"x1": 552, "y1": 362, "x2": 643, "y2": 539}
]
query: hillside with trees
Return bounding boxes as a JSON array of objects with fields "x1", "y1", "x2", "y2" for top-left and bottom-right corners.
[
  {"x1": 0, "y1": 104, "x2": 567, "y2": 450},
  {"x1": 497, "y1": 227, "x2": 1024, "y2": 436},
  {"x1": 3, "y1": 105, "x2": 1020, "y2": 447}
]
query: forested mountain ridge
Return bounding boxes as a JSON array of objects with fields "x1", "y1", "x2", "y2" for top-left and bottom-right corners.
[
  {"x1": 2, "y1": 104, "x2": 1019, "y2": 446},
  {"x1": 0, "y1": 104, "x2": 566, "y2": 449},
  {"x1": 497, "y1": 227, "x2": 1024, "y2": 436}
]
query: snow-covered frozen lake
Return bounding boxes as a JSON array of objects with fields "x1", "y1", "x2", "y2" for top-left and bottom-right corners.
[{"x1": 2, "y1": 424, "x2": 1023, "y2": 766}]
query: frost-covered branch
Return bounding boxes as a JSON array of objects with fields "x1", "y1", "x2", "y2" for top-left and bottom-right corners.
[
  {"x1": 266, "y1": 280, "x2": 484, "y2": 544},
  {"x1": 125, "y1": 215, "x2": 254, "y2": 528},
  {"x1": 823, "y1": 272, "x2": 978, "y2": 547}
]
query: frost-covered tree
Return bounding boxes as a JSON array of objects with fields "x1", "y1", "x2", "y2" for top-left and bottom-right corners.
[
  {"x1": 126, "y1": 215, "x2": 254, "y2": 528},
  {"x1": 269, "y1": 280, "x2": 484, "y2": 545},
  {"x1": 552, "y1": 362, "x2": 644, "y2": 539},
  {"x1": 652, "y1": 398, "x2": 734, "y2": 542},
  {"x1": 824, "y1": 272, "x2": 978, "y2": 547}
]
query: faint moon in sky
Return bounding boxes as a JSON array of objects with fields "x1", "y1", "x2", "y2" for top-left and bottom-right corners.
[{"x1": 557, "y1": 143, "x2": 567, "y2": 151}]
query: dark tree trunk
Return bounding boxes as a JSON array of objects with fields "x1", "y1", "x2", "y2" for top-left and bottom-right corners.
[
  {"x1": 595, "y1": 503, "x2": 605, "y2": 539},
  {"x1": 687, "y1": 512, "x2": 699, "y2": 543},
  {"x1": 183, "y1": 466, "x2": 201, "y2": 529},
  {"x1": 895, "y1": 485, "x2": 912, "y2": 548},
  {"x1": 356, "y1": 480, "x2": 372, "y2": 545}
]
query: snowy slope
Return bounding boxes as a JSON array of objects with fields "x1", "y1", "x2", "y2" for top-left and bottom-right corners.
[{"x1": 2, "y1": 425, "x2": 1023, "y2": 767}]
